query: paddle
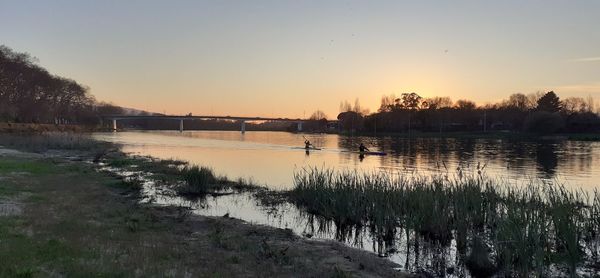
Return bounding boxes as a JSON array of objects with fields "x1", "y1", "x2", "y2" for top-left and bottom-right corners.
[{"x1": 301, "y1": 135, "x2": 320, "y2": 150}]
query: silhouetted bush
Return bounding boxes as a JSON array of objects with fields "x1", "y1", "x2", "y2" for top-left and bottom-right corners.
[
  {"x1": 524, "y1": 112, "x2": 565, "y2": 134},
  {"x1": 565, "y1": 112, "x2": 600, "y2": 133}
]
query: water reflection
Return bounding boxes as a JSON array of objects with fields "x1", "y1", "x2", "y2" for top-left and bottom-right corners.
[
  {"x1": 92, "y1": 131, "x2": 600, "y2": 190},
  {"x1": 100, "y1": 151, "x2": 599, "y2": 277},
  {"x1": 535, "y1": 142, "x2": 558, "y2": 177}
]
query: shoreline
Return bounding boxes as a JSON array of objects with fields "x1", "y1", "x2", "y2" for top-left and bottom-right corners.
[
  {"x1": 0, "y1": 145, "x2": 407, "y2": 277},
  {"x1": 2, "y1": 132, "x2": 599, "y2": 276},
  {"x1": 2, "y1": 122, "x2": 600, "y2": 142}
]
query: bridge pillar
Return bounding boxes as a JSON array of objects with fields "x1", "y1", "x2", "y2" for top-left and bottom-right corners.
[
  {"x1": 241, "y1": 120, "x2": 246, "y2": 134},
  {"x1": 297, "y1": 122, "x2": 303, "y2": 132},
  {"x1": 179, "y1": 119, "x2": 184, "y2": 132},
  {"x1": 112, "y1": 119, "x2": 117, "y2": 132}
]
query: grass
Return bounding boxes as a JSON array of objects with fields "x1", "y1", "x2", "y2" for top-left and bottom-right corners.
[
  {"x1": 565, "y1": 133, "x2": 600, "y2": 141},
  {"x1": 178, "y1": 165, "x2": 225, "y2": 195},
  {"x1": 0, "y1": 132, "x2": 255, "y2": 198},
  {"x1": 0, "y1": 132, "x2": 115, "y2": 154},
  {"x1": 0, "y1": 159, "x2": 56, "y2": 175},
  {"x1": 0, "y1": 132, "x2": 411, "y2": 276},
  {"x1": 1, "y1": 155, "x2": 400, "y2": 277},
  {"x1": 290, "y1": 167, "x2": 600, "y2": 276},
  {"x1": 101, "y1": 152, "x2": 259, "y2": 197},
  {"x1": 0, "y1": 217, "x2": 87, "y2": 277},
  {"x1": 13, "y1": 131, "x2": 600, "y2": 275}
]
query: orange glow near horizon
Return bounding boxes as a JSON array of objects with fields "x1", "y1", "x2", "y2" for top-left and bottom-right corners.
[{"x1": 2, "y1": 1, "x2": 599, "y2": 118}]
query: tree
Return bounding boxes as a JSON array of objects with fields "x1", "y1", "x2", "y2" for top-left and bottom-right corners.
[
  {"x1": 96, "y1": 102, "x2": 125, "y2": 116},
  {"x1": 399, "y1": 92, "x2": 422, "y2": 110},
  {"x1": 524, "y1": 111, "x2": 565, "y2": 134},
  {"x1": 339, "y1": 100, "x2": 353, "y2": 113},
  {"x1": 309, "y1": 110, "x2": 328, "y2": 121},
  {"x1": 455, "y1": 100, "x2": 476, "y2": 110},
  {"x1": 379, "y1": 94, "x2": 397, "y2": 112},
  {"x1": 304, "y1": 110, "x2": 329, "y2": 131},
  {"x1": 337, "y1": 111, "x2": 364, "y2": 132},
  {"x1": 536, "y1": 91, "x2": 561, "y2": 113},
  {"x1": 0, "y1": 45, "x2": 102, "y2": 125},
  {"x1": 340, "y1": 98, "x2": 368, "y2": 114},
  {"x1": 505, "y1": 93, "x2": 530, "y2": 110},
  {"x1": 562, "y1": 97, "x2": 588, "y2": 114},
  {"x1": 586, "y1": 96, "x2": 596, "y2": 113},
  {"x1": 422, "y1": 97, "x2": 453, "y2": 109}
]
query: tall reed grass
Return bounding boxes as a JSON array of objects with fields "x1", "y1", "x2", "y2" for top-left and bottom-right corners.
[
  {"x1": 290, "y1": 167, "x2": 600, "y2": 276},
  {"x1": 0, "y1": 132, "x2": 113, "y2": 153}
]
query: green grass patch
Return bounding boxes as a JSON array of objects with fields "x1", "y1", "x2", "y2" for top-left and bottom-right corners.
[
  {"x1": 0, "y1": 218, "x2": 85, "y2": 277},
  {"x1": 0, "y1": 184, "x2": 23, "y2": 196},
  {"x1": 0, "y1": 159, "x2": 56, "y2": 175}
]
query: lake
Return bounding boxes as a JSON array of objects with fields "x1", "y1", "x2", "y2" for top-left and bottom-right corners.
[{"x1": 93, "y1": 130, "x2": 600, "y2": 190}]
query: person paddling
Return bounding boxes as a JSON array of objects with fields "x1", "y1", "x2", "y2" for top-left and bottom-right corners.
[
  {"x1": 359, "y1": 143, "x2": 370, "y2": 153},
  {"x1": 304, "y1": 139, "x2": 312, "y2": 149}
]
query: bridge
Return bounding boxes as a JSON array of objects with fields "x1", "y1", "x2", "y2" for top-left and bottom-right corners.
[{"x1": 103, "y1": 115, "x2": 311, "y2": 133}]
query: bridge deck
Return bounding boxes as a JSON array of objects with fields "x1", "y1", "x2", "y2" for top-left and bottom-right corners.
[{"x1": 103, "y1": 115, "x2": 307, "y2": 122}]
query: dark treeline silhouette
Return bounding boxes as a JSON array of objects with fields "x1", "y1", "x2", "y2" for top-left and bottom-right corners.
[
  {"x1": 3, "y1": 44, "x2": 598, "y2": 134},
  {"x1": 286, "y1": 110, "x2": 332, "y2": 132},
  {"x1": 338, "y1": 92, "x2": 600, "y2": 134},
  {"x1": 0, "y1": 45, "x2": 320, "y2": 132},
  {"x1": 0, "y1": 45, "x2": 153, "y2": 125},
  {"x1": 1, "y1": 45, "x2": 92, "y2": 123},
  {"x1": 118, "y1": 118, "x2": 291, "y2": 131}
]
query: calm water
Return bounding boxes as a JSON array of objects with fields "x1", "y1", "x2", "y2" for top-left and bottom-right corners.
[
  {"x1": 94, "y1": 130, "x2": 600, "y2": 275},
  {"x1": 93, "y1": 130, "x2": 600, "y2": 190}
]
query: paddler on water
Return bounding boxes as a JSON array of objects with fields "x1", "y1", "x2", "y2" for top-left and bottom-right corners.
[
  {"x1": 359, "y1": 143, "x2": 370, "y2": 153},
  {"x1": 304, "y1": 139, "x2": 312, "y2": 149}
]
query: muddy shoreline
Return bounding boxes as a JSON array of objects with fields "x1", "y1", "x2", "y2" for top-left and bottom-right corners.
[{"x1": 0, "y1": 146, "x2": 408, "y2": 277}]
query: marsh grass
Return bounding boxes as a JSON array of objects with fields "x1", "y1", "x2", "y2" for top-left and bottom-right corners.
[
  {"x1": 0, "y1": 132, "x2": 114, "y2": 154},
  {"x1": 176, "y1": 166, "x2": 261, "y2": 196},
  {"x1": 102, "y1": 152, "x2": 259, "y2": 197},
  {"x1": 290, "y1": 167, "x2": 600, "y2": 276},
  {"x1": 0, "y1": 159, "x2": 56, "y2": 175},
  {"x1": 177, "y1": 165, "x2": 225, "y2": 195}
]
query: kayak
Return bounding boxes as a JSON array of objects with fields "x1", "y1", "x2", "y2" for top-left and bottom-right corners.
[
  {"x1": 359, "y1": 151, "x2": 387, "y2": 156},
  {"x1": 345, "y1": 151, "x2": 388, "y2": 156},
  {"x1": 292, "y1": 147, "x2": 322, "y2": 151}
]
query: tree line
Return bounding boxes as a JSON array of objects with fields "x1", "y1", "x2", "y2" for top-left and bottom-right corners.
[
  {"x1": 337, "y1": 91, "x2": 600, "y2": 134},
  {"x1": 3, "y1": 44, "x2": 599, "y2": 134},
  {"x1": 0, "y1": 45, "x2": 137, "y2": 125}
]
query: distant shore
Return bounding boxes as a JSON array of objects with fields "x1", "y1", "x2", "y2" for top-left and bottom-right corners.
[
  {"x1": 329, "y1": 129, "x2": 600, "y2": 141},
  {"x1": 2, "y1": 122, "x2": 600, "y2": 142},
  {"x1": 0, "y1": 122, "x2": 95, "y2": 133}
]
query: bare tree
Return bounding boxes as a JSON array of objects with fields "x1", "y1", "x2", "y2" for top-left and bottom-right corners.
[
  {"x1": 423, "y1": 96, "x2": 453, "y2": 109},
  {"x1": 455, "y1": 99, "x2": 477, "y2": 110},
  {"x1": 309, "y1": 110, "x2": 328, "y2": 121}
]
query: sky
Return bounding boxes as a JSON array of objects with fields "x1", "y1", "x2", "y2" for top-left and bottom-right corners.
[{"x1": 1, "y1": 0, "x2": 599, "y2": 118}]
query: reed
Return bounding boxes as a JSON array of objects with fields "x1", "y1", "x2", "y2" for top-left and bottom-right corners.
[
  {"x1": 177, "y1": 165, "x2": 220, "y2": 195},
  {"x1": 0, "y1": 132, "x2": 113, "y2": 153},
  {"x1": 290, "y1": 167, "x2": 600, "y2": 276}
]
